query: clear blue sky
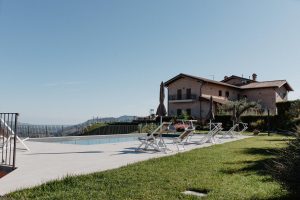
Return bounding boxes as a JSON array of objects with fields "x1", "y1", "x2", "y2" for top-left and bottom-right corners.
[{"x1": 0, "y1": 0, "x2": 299, "y2": 124}]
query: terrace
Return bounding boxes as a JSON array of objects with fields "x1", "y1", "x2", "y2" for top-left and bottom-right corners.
[{"x1": 0, "y1": 133, "x2": 250, "y2": 196}]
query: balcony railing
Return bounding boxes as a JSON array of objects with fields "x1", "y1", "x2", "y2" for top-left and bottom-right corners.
[{"x1": 169, "y1": 94, "x2": 197, "y2": 101}]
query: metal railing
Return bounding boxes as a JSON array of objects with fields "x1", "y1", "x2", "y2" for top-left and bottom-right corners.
[
  {"x1": 0, "y1": 113, "x2": 19, "y2": 170},
  {"x1": 86, "y1": 125, "x2": 138, "y2": 135},
  {"x1": 18, "y1": 125, "x2": 70, "y2": 138},
  {"x1": 169, "y1": 94, "x2": 197, "y2": 101}
]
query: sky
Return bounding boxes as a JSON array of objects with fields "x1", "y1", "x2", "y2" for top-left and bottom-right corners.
[{"x1": 0, "y1": 0, "x2": 299, "y2": 124}]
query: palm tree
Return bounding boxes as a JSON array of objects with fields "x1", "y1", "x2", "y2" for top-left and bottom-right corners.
[{"x1": 220, "y1": 99, "x2": 261, "y2": 124}]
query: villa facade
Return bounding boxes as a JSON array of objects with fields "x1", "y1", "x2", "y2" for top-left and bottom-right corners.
[{"x1": 164, "y1": 73, "x2": 293, "y2": 120}]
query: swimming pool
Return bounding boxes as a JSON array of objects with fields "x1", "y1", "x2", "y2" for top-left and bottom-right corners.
[{"x1": 29, "y1": 133, "x2": 144, "y2": 145}]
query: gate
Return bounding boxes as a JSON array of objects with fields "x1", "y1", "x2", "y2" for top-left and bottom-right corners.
[{"x1": 0, "y1": 113, "x2": 19, "y2": 170}]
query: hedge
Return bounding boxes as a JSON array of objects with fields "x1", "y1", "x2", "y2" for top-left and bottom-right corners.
[
  {"x1": 276, "y1": 101, "x2": 294, "y2": 116},
  {"x1": 215, "y1": 115, "x2": 277, "y2": 131},
  {"x1": 83, "y1": 124, "x2": 139, "y2": 135}
]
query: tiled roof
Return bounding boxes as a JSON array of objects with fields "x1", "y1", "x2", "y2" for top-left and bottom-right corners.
[
  {"x1": 221, "y1": 75, "x2": 255, "y2": 83},
  {"x1": 200, "y1": 95, "x2": 229, "y2": 105},
  {"x1": 240, "y1": 80, "x2": 293, "y2": 91},
  {"x1": 164, "y1": 73, "x2": 240, "y2": 88},
  {"x1": 164, "y1": 73, "x2": 293, "y2": 91}
]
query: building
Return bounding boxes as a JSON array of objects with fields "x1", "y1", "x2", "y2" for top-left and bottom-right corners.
[{"x1": 164, "y1": 73, "x2": 293, "y2": 119}]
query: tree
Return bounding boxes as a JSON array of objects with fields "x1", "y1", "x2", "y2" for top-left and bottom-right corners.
[
  {"x1": 288, "y1": 100, "x2": 300, "y2": 129},
  {"x1": 220, "y1": 99, "x2": 261, "y2": 123},
  {"x1": 178, "y1": 111, "x2": 191, "y2": 120},
  {"x1": 290, "y1": 100, "x2": 300, "y2": 119}
]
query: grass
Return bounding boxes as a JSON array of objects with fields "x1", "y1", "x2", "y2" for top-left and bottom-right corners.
[
  {"x1": 7, "y1": 134, "x2": 292, "y2": 200},
  {"x1": 194, "y1": 130, "x2": 254, "y2": 135},
  {"x1": 83, "y1": 123, "x2": 108, "y2": 134}
]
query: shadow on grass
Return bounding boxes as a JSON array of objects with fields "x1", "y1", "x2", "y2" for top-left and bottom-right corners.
[
  {"x1": 260, "y1": 194, "x2": 299, "y2": 200},
  {"x1": 220, "y1": 159, "x2": 274, "y2": 177},
  {"x1": 244, "y1": 147, "x2": 280, "y2": 156},
  {"x1": 263, "y1": 138, "x2": 293, "y2": 142},
  {"x1": 221, "y1": 147, "x2": 281, "y2": 176},
  {"x1": 221, "y1": 141, "x2": 300, "y2": 199}
]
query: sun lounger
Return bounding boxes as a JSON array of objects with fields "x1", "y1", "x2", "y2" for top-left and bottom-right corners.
[
  {"x1": 0, "y1": 118, "x2": 30, "y2": 151},
  {"x1": 239, "y1": 122, "x2": 248, "y2": 134},
  {"x1": 136, "y1": 122, "x2": 172, "y2": 153},
  {"x1": 220, "y1": 123, "x2": 239, "y2": 138},
  {"x1": 172, "y1": 120, "x2": 197, "y2": 142},
  {"x1": 172, "y1": 128, "x2": 195, "y2": 151},
  {"x1": 196, "y1": 123, "x2": 223, "y2": 144}
]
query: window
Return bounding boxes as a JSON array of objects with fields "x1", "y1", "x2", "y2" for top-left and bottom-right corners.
[
  {"x1": 219, "y1": 90, "x2": 222, "y2": 97},
  {"x1": 177, "y1": 109, "x2": 182, "y2": 116},
  {"x1": 225, "y1": 91, "x2": 230, "y2": 98},
  {"x1": 177, "y1": 89, "x2": 182, "y2": 100},
  {"x1": 186, "y1": 109, "x2": 191, "y2": 116},
  {"x1": 237, "y1": 94, "x2": 241, "y2": 100},
  {"x1": 186, "y1": 88, "x2": 191, "y2": 99}
]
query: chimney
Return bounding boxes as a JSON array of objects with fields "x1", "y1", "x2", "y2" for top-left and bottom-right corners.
[
  {"x1": 252, "y1": 73, "x2": 257, "y2": 81},
  {"x1": 224, "y1": 76, "x2": 228, "y2": 80}
]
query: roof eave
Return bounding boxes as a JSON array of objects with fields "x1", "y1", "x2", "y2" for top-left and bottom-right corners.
[
  {"x1": 164, "y1": 73, "x2": 201, "y2": 87},
  {"x1": 241, "y1": 84, "x2": 294, "y2": 91},
  {"x1": 282, "y1": 82, "x2": 294, "y2": 91},
  {"x1": 164, "y1": 73, "x2": 239, "y2": 89}
]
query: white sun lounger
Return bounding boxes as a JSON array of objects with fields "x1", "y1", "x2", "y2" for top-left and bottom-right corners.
[
  {"x1": 181, "y1": 120, "x2": 197, "y2": 142},
  {"x1": 220, "y1": 123, "x2": 239, "y2": 139},
  {"x1": 136, "y1": 122, "x2": 172, "y2": 153},
  {"x1": 0, "y1": 118, "x2": 30, "y2": 151},
  {"x1": 172, "y1": 127, "x2": 195, "y2": 151},
  {"x1": 239, "y1": 122, "x2": 248, "y2": 134},
  {"x1": 196, "y1": 123, "x2": 223, "y2": 144}
]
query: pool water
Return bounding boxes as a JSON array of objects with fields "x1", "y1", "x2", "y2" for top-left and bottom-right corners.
[
  {"x1": 54, "y1": 135, "x2": 139, "y2": 145},
  {"x1": 29, "y1": 133, "x2": 144, "y2": 145}
]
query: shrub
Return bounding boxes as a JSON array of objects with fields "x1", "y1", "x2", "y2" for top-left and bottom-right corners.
[
  {"x1": 215, "y1": 115, "x2": 276, "y2": 131},
  {"x1": 269, "y1": 130, "x2": 300, "y2": 197},
  {"x1": 83, "y1": 123, "x2": 108, "y2": 134},
  {"x1": 177, "y1": 111, "x2": 192, "y2": 120},
  {"x1": 250, "y1": 119, "x2": 265, "y2": 131},
  {"x1": 276, "y1": 100, "x2": 300, "y2": 131},
  {"x1": 253, "y1": 129, "x2": 260, "y2": 135},
  {"x1": 140, "y1": 123, "x2": 158, "y2": 134}
]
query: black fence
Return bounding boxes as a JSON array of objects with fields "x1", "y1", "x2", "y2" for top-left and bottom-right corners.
[
  {"x1": 18, "y1": 125, "x2": 71, "y2": 138},
  {"x1": 84, "y1": 125, "x2": 139, "y2": 136},
  {"x1": 0, "y1": 113, "x2": 18, "y2": 170}
]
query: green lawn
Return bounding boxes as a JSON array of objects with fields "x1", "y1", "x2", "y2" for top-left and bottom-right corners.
[{"x1": 7, "y1": 134, "x2": 292, "y2": 200}]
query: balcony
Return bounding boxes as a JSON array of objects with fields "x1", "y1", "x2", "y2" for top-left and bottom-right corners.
[{"x1": 168, "y1": 94, "x2": 197, "y2": 103}]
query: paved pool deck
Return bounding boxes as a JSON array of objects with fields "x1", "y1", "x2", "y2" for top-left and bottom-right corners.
[{"x1": 0, "y1": 134, "x2": 251, "y2": 196}]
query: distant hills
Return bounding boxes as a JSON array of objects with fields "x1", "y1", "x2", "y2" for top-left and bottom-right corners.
[
  {"x1": 84, "y1": 115, "x2": 137, "y2": 124},
  {"x1": 17, "y1": 115, "x2": 139, "y2": 137},
  {"x1": 19, "y1": 115, "x2": 138, "y2": 126}
]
